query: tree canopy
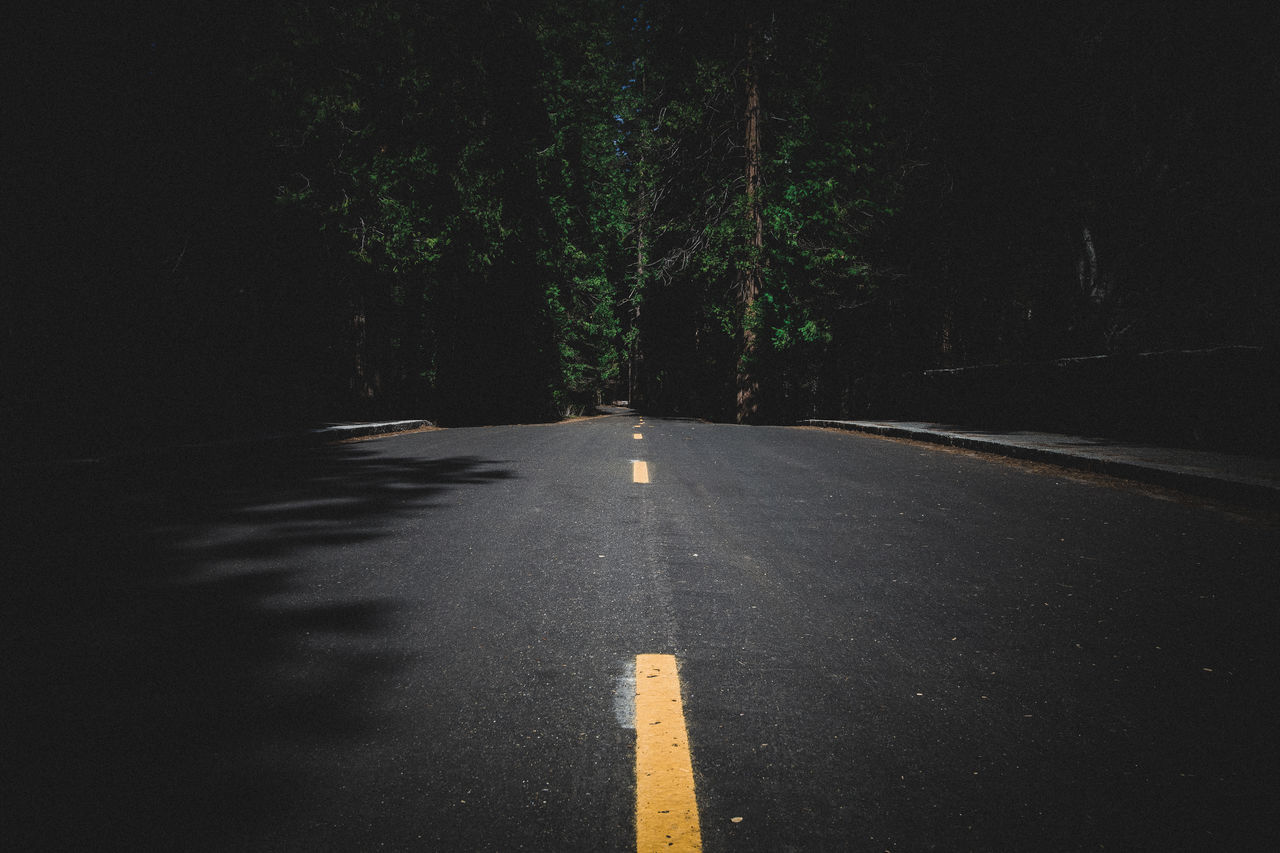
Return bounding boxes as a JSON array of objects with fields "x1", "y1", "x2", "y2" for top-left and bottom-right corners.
[{"x1": 8, "y1": 1, "x2": 1278, "y2": 454}]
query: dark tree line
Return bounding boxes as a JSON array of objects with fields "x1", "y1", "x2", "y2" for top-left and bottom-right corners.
[
  {"x1": 623, "y1": 1, "x2": 1280, "y2": 422},
  {"x1": 6, "y1": 2, "x2": 1277, "y2": 456}
]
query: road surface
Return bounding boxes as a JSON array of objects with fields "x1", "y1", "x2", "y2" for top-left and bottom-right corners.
[{"x1": 7, "y1": 410, "x2": 1279, "y2": 850}]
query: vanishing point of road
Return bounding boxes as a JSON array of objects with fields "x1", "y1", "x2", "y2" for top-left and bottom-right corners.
[{"x1": 7, "y1": 409, "x2": 1279, "y2": 850}]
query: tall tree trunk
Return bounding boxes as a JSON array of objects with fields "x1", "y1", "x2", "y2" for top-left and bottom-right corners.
[
  {"x1": 631, "y1": 205, "x2": 646, "y2": 406},
  {"x1": 736, "y1": 21, "x2": 765, "y2": 423}
]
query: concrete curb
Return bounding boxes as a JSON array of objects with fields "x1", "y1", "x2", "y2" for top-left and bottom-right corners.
[
  {"x1": 157, "y1": 419, "x2": 436, "y2": 458},
  {"x1": 166, "y1": 419, "x2": 437, "y2": 459},
  {"x1": 303, "y1": 420, "x2": 434, "y2": 442},
  {"x1": 14, "y1": 420, "x2": 436, "y2": 472},
  {"x1": 802, "y1": 419, "x2": 1280, "y2": 510}
]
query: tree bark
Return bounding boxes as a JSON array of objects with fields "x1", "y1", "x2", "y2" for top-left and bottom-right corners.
[
  {"x1": 631, "y1": 204, "x2": 646, "y2": 405},
  {"x1": 735, "y1": 21, "x2": 765, "y2": 423}
]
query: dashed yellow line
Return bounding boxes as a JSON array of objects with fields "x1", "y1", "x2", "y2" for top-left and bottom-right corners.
[
  {"x1": 633, "y1": 433, "x2": 644, "y2": 440},
  {"x1": 635, "y1": 654, "x2": 701, "y2": 852},
  {"x1": 633, "y1": 460, "x2": 650, "y2": 483}
]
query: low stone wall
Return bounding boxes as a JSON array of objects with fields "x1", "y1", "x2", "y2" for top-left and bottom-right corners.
[{"x1": 856, "y1": 346, "x2": 1279, "y2": 456}]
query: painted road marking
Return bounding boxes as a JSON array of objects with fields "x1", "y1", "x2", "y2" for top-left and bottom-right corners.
[
  {"x1": 634, "y1": 433, "x2": 644, "y2": 439},
  {"x1": 635, "y1": 654, "x2": 701, "y2": 852},
  {"x1": 633, "y1": 460, "x2": 650, "y2": 483}
]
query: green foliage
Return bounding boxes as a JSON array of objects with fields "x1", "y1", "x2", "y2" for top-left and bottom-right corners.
[
  {"x1": 256, "y1": 0, "x2": 635, "y2": 421},
  {"x1": 36, "y1": 0, "x2": 1269, "y2": 441}
]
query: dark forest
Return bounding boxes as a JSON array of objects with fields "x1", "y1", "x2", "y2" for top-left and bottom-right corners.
[{"x1": 6, "y1": 1, "x2": 1278, "y2": 457}]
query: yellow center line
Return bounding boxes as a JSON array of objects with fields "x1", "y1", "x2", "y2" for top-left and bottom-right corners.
[
  {"x1": 635, "y1": 654, "x2": 702, "y2": 852},
  {"x1": 633, "y1": 433, "x2": 644, "y2": 440},
  {"x1": 632, "y1": 460, "x2": 650, "y2": 483}
]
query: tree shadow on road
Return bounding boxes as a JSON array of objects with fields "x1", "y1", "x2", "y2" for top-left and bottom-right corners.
[{"x1": 3, "y1": 443, "x2": 512, "y2": 850}]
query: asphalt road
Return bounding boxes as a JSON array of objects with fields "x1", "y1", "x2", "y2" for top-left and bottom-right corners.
[{"x1": 7, "y1": 410, "x2": 1279, "y2": 851}]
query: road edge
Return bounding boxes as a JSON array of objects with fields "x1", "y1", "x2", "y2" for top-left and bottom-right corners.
[{"x1": 802, "y1": 419, "x2": 1280, "y2": 510}]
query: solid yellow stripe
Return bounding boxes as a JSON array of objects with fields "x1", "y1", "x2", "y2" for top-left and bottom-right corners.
[
  {"x1": 633, "y1": 460, "x2": 650, "y2": 483},
  {"x1": 635, "y1": 654, "x2": 702, "y2": 852},
  {"x1": 633, "y1": 433, "x2": 644, "y2": 439}
]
